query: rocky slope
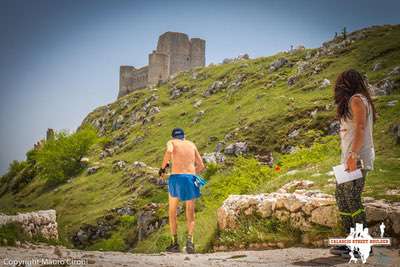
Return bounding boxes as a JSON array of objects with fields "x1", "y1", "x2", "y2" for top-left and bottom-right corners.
[{"x1": 0, "y1": 24, "x2": 399, "y2": 253}]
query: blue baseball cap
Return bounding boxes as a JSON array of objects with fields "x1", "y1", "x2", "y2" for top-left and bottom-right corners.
[{"x1": 172, "y1": 128, "x2": 185, "y2": 139}]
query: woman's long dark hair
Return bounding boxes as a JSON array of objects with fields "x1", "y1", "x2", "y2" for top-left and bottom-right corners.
[{"x1": 334, "y1": 69, "x2": 376, "y2": 122}]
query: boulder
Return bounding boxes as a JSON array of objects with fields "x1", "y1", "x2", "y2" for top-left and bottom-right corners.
[
  {"x1": 288, "y1": 129, "x2": 300, "y2": 139},
  {"x1": 320, "y1": 79, "x2": 331, "y2": 88},
  {"x1": 372, "y1": 62, "x2": 382, "y2": 72},
  {"x1": 255, "y1": 152, "x2": 274, "y2": 167},
  {"x1": 215, "y1": 141, "x2": 225, "y2": 153},
  {"x1": 87, "y1": 166, "x2": 101, "y2": 175},
  {"x1": 365, "y1": 205, "x2": 388, "y2": 223},
  {"x1": 386, "y1": 100, "x2": 398, "y2": 107},
  {"x1": 287, "y1": 76, "x2": 298, "y2": 86},
  {"x1": 193, "y1": 100, "x2": 202, "y2": 108},
  {"x1": 112, "y1": 160, "x2": 126, "y2": 172},
  {"x1": 281, "y1": 145, "x2": 297, "y2": 154},
  {"x1": 148, "y1": 106, "x2": 160, "y2": 116},
  {"x1": 390, "y1": 124, "x2": 400, "y2": 144},
  {"x1": 328, "y1": 120, "x2": 340, "y2": 135},
  {"x1": 132, "y1": 161, "x2": 147, "y2": 168},
  {"x1": 224, "y1": 142, "x2": 248, "y2": 156},
  {"x1": 170, "y1": 86, "x2": 189, "y2": 99},
  {"x1": 310, "y1": 205, "x2": 338, "y2": 228},
  {"x1": 204, "y1": 81, "x2": 225, "y2": 97},
  {"x1": 388, "y1": 66, "x2": 400, "y2": 76},
  {"x1": 297, "y1": 61, "x2": 310, "y2": 74},
  {"x1": 373, "y1": 79, "x2": 394, "y2": 95},
  {"x1": 202, "y1": 152, "x2": 225, "y2": 164},
  {"x1": 269, "y1": 58, "x2": 288, "y2": 72}
]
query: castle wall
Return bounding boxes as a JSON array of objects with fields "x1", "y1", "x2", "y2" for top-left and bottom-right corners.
[
  {"x1": 148, "y1": 52, "x2": 169, "y2": 86},
  {"x1": 118, "y1": 32, "x2": 206, "y2": 99},
  {"x1": 190, "y1": 38, "x2": 206, "y2": 68},
  {"x1": 157, "y1": 32, "x2": 191, "y2": 76},
  {"x1": 118, "y1": 65, "x2": 148, "y2": 98}
]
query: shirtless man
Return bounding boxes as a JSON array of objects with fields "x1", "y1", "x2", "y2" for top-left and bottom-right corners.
[{"x1": 159, "y1": 128, "x2": 205, "y2": 253}]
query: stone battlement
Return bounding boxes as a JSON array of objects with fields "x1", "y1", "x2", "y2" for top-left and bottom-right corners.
[{"x1": 118, "y1": 32, "x2": 206, "y2": 98}]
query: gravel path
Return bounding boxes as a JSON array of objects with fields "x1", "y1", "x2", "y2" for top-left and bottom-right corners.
[{"x1": 0, "y1": 245, "x2": 399, "y2": 267}]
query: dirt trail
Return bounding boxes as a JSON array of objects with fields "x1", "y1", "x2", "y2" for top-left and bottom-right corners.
[{"x1": 0, "y1": 245, "x2": 399, "y2": 267}]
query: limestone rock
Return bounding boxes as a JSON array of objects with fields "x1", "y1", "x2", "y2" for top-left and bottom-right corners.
[
  {"x1": 224, "y1": 142, "x2": 248, "y2": 156},
  {"x1": 310, "y1": 205, "x2": 338, "y2": 228},
  {"x1": 287, "y1": 76, "x2": 298, "y2": 87},
  {"x1": 204, "y1": 81, "x2": 225, "y2": 97},
  {"x1": 112, "y1": 160, "x2": 126, "y2": 172},
  {"x1": 193, "y1": 100, "x2": 202, "y2": 108},
  {"x1": 320, "y1": 79, "x2": 331, "y2": 88},
  {"x1": 372, "y1": 62, "x2": 382, "y2": 72},
  {"x1": 202, "y1": 152, "x2": 225, "y2": 164},
  {"x1": 390, "y1": 124, "x2": 400, "y2": 144},
  {"x1": 215, "y1": 142, "x2": 225, "y2": 153},
  {"x1": 388, "y1": 66, "x2": 400, "y2": 76},
  {"x1": 132, "y1": 161, "x2": 147, "y2": 168},
  {"x1": 387, "y1": 100, "x2": 398, "y2": 107},
  {"x1": 373, "y1": 79, "x2": 394, "y2": 95},
  {"x1": 87, "y1": 166, "x2": 101, "y2": 175},
  {"x1": 269, "y1": 58, "x2": 288, "y2": 72},
  {"x1": 297, "y1": 61, "x2": 310, "y2": 74},
  {"x1": 365, "y1": 205, "x2": 388, "y2": 223}
]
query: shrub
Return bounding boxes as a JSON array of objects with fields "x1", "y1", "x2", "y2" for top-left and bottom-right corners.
[{"x1": 33, "y1": 125, "x2": 98, "y2": 184}]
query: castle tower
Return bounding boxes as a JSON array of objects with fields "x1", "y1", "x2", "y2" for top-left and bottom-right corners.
[
  {"x1": 119, "y1": 66, "x2": 136, "y2": 98},
  {"x1": 156, "y1": 32, "x2": 191, "y2": 76},
  {"x1": 117, "y1": 32, "x2": 206, "y2": 99},
  {"x1": 190, "y1": 38, "x2": 206, "y2": 68},
  {"x1": 148, "y1": 51, "x2": 169, "y2": 86}
]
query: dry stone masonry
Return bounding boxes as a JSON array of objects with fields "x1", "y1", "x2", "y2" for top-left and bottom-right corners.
[
  {"x1": 118, "y1": 32, "x2": 205, "y2": 98},
  {"x1": 0, "y1": 210, "x2": 58, "y2": 240},
  {"x1": 217, "y1": 180, "x2": 400, "y2": 246}
]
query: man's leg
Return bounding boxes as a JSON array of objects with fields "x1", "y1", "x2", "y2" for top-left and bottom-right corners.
[
  {"x1": 185, "y1": 199, "x2": 196, "y2": 253},
  {"x1": 185, "y1": 199, "x2": 195, "y2": 236},
  {"x1": 167, "y1": 195, "x2": 179, "y2": 252}
]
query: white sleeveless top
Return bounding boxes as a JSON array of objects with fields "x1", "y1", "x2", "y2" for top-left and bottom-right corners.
[{"x1": 339, "y1": 94, "x2": 375, "y2": 170}]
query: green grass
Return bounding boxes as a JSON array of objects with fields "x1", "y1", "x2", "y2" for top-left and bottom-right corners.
[{"x1": 1, "y1": 24, "x2": 399, "y2": 253}]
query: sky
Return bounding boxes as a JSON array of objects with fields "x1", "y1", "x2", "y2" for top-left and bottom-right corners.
[{"x1": 0, "y1": 0, "x2": 399, "y2": 175}]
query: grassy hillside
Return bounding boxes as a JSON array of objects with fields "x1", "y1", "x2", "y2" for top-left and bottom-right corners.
[{"x1": 1, "y1": 24, "x2": 399, "y2": 253}]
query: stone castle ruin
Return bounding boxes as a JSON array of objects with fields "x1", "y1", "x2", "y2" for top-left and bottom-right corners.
[{"x1": 118, "y1": 32, "x2": 205, "y2": 98}]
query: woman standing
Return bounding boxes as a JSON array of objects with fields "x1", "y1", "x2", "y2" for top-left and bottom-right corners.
[{"x1": 331, "y1": 69, "x2": 376, "y2": 256}]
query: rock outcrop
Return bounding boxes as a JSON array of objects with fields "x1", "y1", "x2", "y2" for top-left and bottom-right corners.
[
  {"x1": 217, "y1": 180, "x2": 400, "y2": 246},
  {"x1": 0, "y1": 210, "x2": 58, "y2": 240}
]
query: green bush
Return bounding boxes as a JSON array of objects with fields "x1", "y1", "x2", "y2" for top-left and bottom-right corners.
[{"x1": 33, "y1": 126, "x2": 98, "y2": 184}]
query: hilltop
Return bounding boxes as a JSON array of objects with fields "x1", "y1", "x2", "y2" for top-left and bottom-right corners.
[{"x1": 0, "y1": 24, "x2": 399, "y2": 253}]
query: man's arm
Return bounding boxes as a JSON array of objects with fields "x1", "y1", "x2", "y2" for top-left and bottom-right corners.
[
  {"x1": 161, "y1": 150, "x2": 171, "y2": 169},
  {"x1": 159, "y1": 141, "x2": 173, "y2": 177},
  {"x1": 194, "y1": 146, "x2": 205, "y2": 173},
  {"x1": 346, "y1": 96, "x2": 366, "y2": 171}
]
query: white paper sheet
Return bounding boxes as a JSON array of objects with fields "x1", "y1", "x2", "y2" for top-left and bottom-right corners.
[{"x1": 332, "y1": 164, "x2": 363, "y2": 184}]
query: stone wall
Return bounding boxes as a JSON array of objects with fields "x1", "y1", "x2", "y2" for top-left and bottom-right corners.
[
  {"x1": 0, "y1": 210, "x2": 58, "y2": 240},
  {"x1": 148, "y1": 51, "x2": 169, "y2": 86},
  {"x1": 217, "y1": 180, "x2": 400, "y2": 247},
  {"x1": 118, "y1": 66, "x2": 148, "y2": 98}
]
